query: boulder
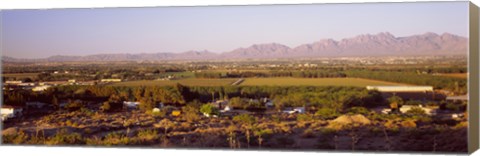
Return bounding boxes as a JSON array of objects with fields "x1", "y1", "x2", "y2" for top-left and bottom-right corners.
[
  {"x1": 327, "y1": 114, "x2": 371, "y2": 129},
  {"x1": 2, "y1": 127, "x2": 19, "y2": 136}
]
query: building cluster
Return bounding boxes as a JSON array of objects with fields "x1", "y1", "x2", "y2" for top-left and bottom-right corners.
[{"x1": 367, "y1": 85, "x2": 468, "y2": 119}]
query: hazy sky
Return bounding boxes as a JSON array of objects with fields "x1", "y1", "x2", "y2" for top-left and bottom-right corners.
[{"x1": 1, "y1": 2, "x2": 469, "y2": 58}]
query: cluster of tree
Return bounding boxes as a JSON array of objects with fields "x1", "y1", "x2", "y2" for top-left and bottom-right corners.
[
  {"x1": 195, "y1": 70, "x2": 347, "y2": 79},
  {"x1": 189, "y1": 86, "x2": 386, "y2": 112},
  {"x1": 226, "y1": 71, "x2": 347, "y2": 78},
  {"x1": 345, "y1": 70, "x2": 467, "y2": 94},
  {"x1": 228, "y1": 97, "x2": 265, "y2": 110},
  {"x1": 3, "y1": 90, "x2": 28, "y2": 106},
  {"x1": 354, "y1": 66, "x2": 467, "y2": 74},
  {"x1": 194, "y1": 72, "x2": 224, "y2": 79}
]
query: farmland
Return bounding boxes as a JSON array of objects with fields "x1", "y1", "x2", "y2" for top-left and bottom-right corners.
[
  {"x1": 239, "y1": 77, "x2": 408, "y2": 87},
  {"x1": 3, "y1": 73, "x2": 38, "y2": 79},
  {"x1": 436, "y1": 73, "x2": 468, "y2": 79},
  {"x1": 1, "y1": 56, "x2": 469, "y2": 152},
  {"x1": 109, "y1": 77, "x2": 408, "y2": 87},
  {"x1": 110, "y1": 78, "x2": 238, "y2": 87}
]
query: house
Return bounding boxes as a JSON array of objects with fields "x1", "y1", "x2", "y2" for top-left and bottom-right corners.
[
  {"x1": 381, "y1": 108, "x2": 392, "y2": 114},
  {"x1": 101, "y1": 79, "x2": 122, "y2": 82},
  {"x1": 26, "y1": 101, "x2": 47, "y2": 109},
  {"x1": 399, "y1": 105, "x2": 437, "y2": 116},
  {"x1": 123, "y1": 101, "x2": 140, "y2": 109},
  {"x1": 282, "y1": 107, "x2": 306, "y2": 114},
  {"x1": 213, "y1": 100, "x2": 229, "y2": 109},
  {"x1": 366, "y1": 86, "x2": 440, "y2": 101},
  {"x1": 220, "y1": 105, "x2": 232, "y2": 113},
  {"x1": 446, "y1": 95, "x2": 468, "y2": 102},
  {"x1": 32, "y1": 85, "x2": 51, "y2": 92},
  {"x1": 1, "y1": 105, "x2": 23, "y2": 121}
]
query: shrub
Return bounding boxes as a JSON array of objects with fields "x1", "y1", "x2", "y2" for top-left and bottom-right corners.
[
  {"x1": 80, "y1": 107, "x2": 94, "y2": 116},
  {"x1": 315, "y1": 108, "x2": 339, "y2": 120},
  {"x1": 65, "y1": 120, "x2": 73, "y2": 126},
  {"x1": 454, "y1": 121, "x2": 468, "y2": 129},
  {"x1": 319, "y1": 128, "x2": 336, "y2": 135},
  {"x1": 296, "y1": 114, "x2": 314, "y2": 122},
  {"x1": 384, "y1": 120, "x2": 399, "y2": 133},
  {"x1": 65, "y1": 101, "x2": 84, "y2": 111},
  {"x1": 137, "y1": 129, "x2": 158, "y2": 141},
  {"x1": 405, "y1": 107, "x2": 426, "y2": 116},
  {"x1": 2, "y1": 131, "x2": 29, "y2": 144},
  {"x1": 200, "y1": 104, "x2": 219, "y2": 116},
  {"x1": 233, "y1": 114, "x2": 256, "y2": 126},
  {"x1": 45, "y1": 129, "x2": 84, "y2": 145},
  {"x1": 347, "y1": 107, "x2": 370, "y2": 115},
  {"x1": 446, "y1": 103, "x2": 460, "y2": 111},
  {"x1": 270, "y1": 114, "x2": 281, "y2": 123},
  {"x1": 400, "y1": 120, "x2": 417, "y2": 128},
  {"x1": 101, "y1": 132, "x2": 130, "y2": 146},
  {"x1": 182, "y1": 105, "x2": 200, "y2": 122}
]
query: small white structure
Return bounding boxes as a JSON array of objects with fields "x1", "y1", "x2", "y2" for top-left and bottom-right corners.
[
  {"x1": 220, "y1": 105, "x2": 232, "y2": 113},
  {"x1": 451, "y1": 113, "x2": 464, "y2": 119},
  {"x1": 203, "y1": 112, "x2": 218, "y2": 118},
  {"x1": 26, "y1": 101, "x2": 47, "y2": 109},
  {"x1": 265, "y1": 101, "x2": 274, "y2": 107},
  {"x1": 446, "y1": 95, "x2": 468, "y2": 101},
  {"x1": 5, "y1": 80, "x2": 23, "y2": 84},
  {"x1": 157, "y1": 102, "x2": 164, "y2": 108},
  {"x1": 68, "y1": 79, "x2": 77, "y2": 83},
  {"x1": 101, "y1": 79, "x2": 122, "y2": 82},
  {"x1": 1, "y1": 106, "x2": 23, "y2": 121},
  {"x1": 293, "y1": 107, "x2": 306, "y2": 114},
  {"x1": 152, "y1": 108, "x2": 160, "y2": 113},
  {"x1": 123, "y1": 101, "x2": 140, "y2": 109},
  {"x1": 399, "y1": 105, "x2": 437, "y2": 116},
  {"x1": 283, "y1": 107, "x2": 306, "y2": 114},
  {"x1": 32, "y1": 85, "x2": 51, "y2": 92},
  {"x1": 366, "y1": 86, "x2": 433, "y2": 92},
  {"x1": 381, "y1": 108, "x2": 392, "y2": 114}
]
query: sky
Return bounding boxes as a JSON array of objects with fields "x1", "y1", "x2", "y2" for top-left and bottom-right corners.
[{"x1": 1, "y1": 1, "x2": 469, "y2": 59}]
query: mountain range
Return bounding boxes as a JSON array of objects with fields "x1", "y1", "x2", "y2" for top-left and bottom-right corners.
[{"x1": 2, "y1": 32, "x2": 468, "y2": 62}]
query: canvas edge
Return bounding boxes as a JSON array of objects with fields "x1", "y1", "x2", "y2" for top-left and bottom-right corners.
[{"x1": 468, "y1": 1, "x2": 479, "y2": 154}]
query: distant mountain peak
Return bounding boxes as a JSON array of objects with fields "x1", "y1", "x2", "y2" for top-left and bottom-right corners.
[{"x1": 3, "y1": 32, "x2": 467, "y2": 62}]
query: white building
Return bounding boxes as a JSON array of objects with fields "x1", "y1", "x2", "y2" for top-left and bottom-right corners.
[
  {"x1": 5, "y1": 80, "x2": 23, "y2": 84},
  {"x1": 101, "y1": 79, "x2": 122, "y2": 82},
  {"x1": 32, "y1": 85, "x2": 51, "y2": 92},
  {"x1": 1, "y1": 106, "x2": 23, "y2": 121},
  {"x1": 123, "y1": 101, "x2": 140, "y2": 109},
  {"x1": 399, "y1": 105, "x2": 437, "y2": 116},
  {"x1": 446, "y1": 95, "x2": 468, "y2": 102},
  {"x1": 283, "y1": 107, "x2": 306, "y2": 114},
  {"x1": 366, "y1": 86, "x2": 433, "y2": 92},
  {"x1": 220, "y1": 105, "x2": 232, "y2": 113}
]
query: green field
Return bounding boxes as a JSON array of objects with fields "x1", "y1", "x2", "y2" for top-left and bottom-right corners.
[
  {"x1": 110, "y1": 78, "x2": 238, "y2": 87},
  {"x1": 436, "y1": 73, "x2": 468, "y2": 79},
  {"x1": 239, "y1": 77, "x2": 408, "y2": 87},
  {"x1": 111, "y1": 77, "x2": 408, "y2": 87},
  {"x1": 3, "y1": 73, "x2": 39, "y2": 79}
]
